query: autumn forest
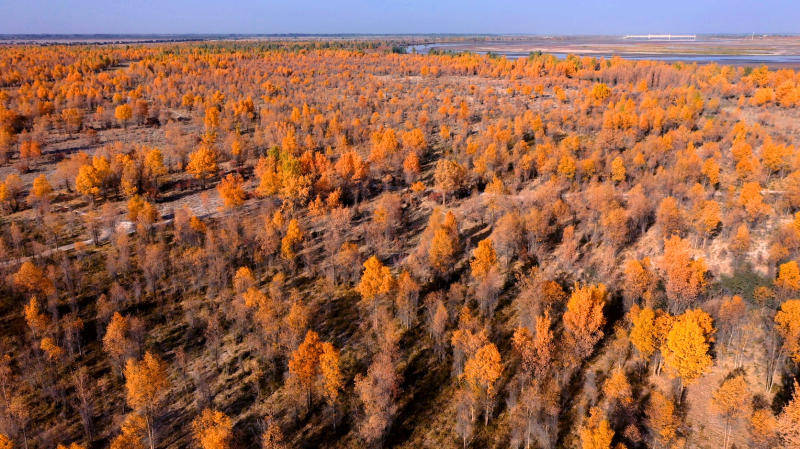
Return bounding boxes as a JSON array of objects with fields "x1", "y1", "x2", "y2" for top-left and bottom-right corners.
[{"x1": 1, "y1": 38, "x2": 800, "y2": 449}]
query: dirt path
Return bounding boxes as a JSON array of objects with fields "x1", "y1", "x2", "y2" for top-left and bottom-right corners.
[{"x1": 0, "y1": 186, "x2": 226, "y2": 268}]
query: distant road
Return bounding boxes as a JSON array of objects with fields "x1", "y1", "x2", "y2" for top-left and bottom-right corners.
[{"x1": 623, "y1": 34, "x2": 696, "y2": 41}]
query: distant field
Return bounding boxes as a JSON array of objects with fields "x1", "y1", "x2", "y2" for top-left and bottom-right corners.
[{"x1": 408, "y1": 35, "x2": 800, "y2": 66}]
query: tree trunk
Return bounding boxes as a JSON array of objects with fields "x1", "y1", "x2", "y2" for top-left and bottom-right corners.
[
  {"x1": 766, "y1": 340, "x2": 783, "y2": 392},
  {"x1": 723, "y1": 418, "x2": 730, "y2": 449},
  {"x1": 146, "y1": 414, "x2": 155, "y2": 449}
]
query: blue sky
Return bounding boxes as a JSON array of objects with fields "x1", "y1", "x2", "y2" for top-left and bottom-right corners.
[{"x1": 0, "y1": 0, "x2": 798, "y2": 35}]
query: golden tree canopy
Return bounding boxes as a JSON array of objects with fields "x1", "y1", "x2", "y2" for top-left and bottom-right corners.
[
  {"x1": 579, "y1": 406, "x2": 614, "y2": 449},
  {"x1": 357, "y1": 256, "x2": 394, "y2": 305},
  {"x1": 470, "y1": 238, "x2": 498, "y2": 281},
  {"x1": 662, "y1": 309, "x2": 714, "y2": 385},
  {"x1": 124, "y1": 351, "x2": 170, "y2": 413},
  {"x1": 192, "y1": 409, "x2": 233, "y2": 449}
]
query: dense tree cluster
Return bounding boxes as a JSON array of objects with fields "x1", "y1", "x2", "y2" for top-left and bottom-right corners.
[{"x1": 0, "y1": 39, "x2": 800, "y2": 448}]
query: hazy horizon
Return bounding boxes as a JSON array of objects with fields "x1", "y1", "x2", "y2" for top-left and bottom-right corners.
[
  {"x1": 1, "y1": 32, "x2": 798, "y2": 37},
  {"x1": 1, "y1": 0, "x2": 799, "y2": 35}
]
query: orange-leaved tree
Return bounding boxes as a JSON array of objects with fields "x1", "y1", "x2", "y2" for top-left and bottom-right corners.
[
  {"x1": 217, "y1": 173, "x2": 246, "y2": 209},
  {"x1": 428, "y1": 210, "x2": 460, "y2": 276},
  {"x1": 186, "y1": 144, "x2": 219, "y2": 189},
  {"x1": 115, "y1": 104, "x2": 133, "y2": 128},
  {"x1": 661, "y1": 235, "x2": 707, "y2": 313},
  {"x1": 110, "y1": 414, "x2": 148, "y2": 449},
  {"x1": 13, "y1": 261, "x2": 54, "y2": 296},
  {"x1": 319, "y1": 341, "x2": 343, "y2": 425},
  {"x1": 462, "y1": 343, "x2": 502, "y2": 425},
  {"x1": 512, "y1": 312, "x2": 554, "y2": 380},
  {"x1": 356, "y1": 256, "x2": 394, "y2": 327},
  {"x1": 27, "y1": 174, "x2": 52, "y2": 212},
  {"x1": 775, "y1": 299, "x2": 800, "y2": 363},
  {"x1": 287, "y1": 330, "x2": 323, "y2": 409},
  {"x1": 280, "y1": 218, "x2": 304, "y2": 264},
  {"x1": 124, "y1": 352, "x2": 170, "y2": 449},
  {"x1": 103, "y1": 312, "x2": 136, "y2": 372},
  {"x1": 628, "y1": 305, "x2": 657, "y2": 361},
  {"x1": 470, "y1": 238, "x2": 498, "y2": 281},
  {"x1": 563, "y1": 283, "x2": 607, "y2": 361},
  {"x1": 433, "y1": 159, "x2": 466, "y2": 205},
  {"x1": 711, "y1": 374, "x2": 750, "y2": 449},
  {"x1": 662, "y1": 309, "x2": 715, "y2": 396},
  {"x1": 603, "y1": 367, "x2": 633, "y2": 407},
  {"x1": 775, "y1": 261, "x2": 800, "y2": 297},
  {"x1": 646, "y1": 389, "x2": 679, "y2": 448},
  {"x1": 23, "y1": 296, "x2": 49, "y2": 338},
  {"x1": 261, "y1": 421, "x2": 288, "y2": 449},
  {"x1": 778, "y1": 381, "x2": 800, "y2": 447},
  {"x1": 579, "y1": 406, "x2": 614, "y2": 449},
  {"x1": 192, "y1": 409, "x2": 232, "y2": 449}
]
